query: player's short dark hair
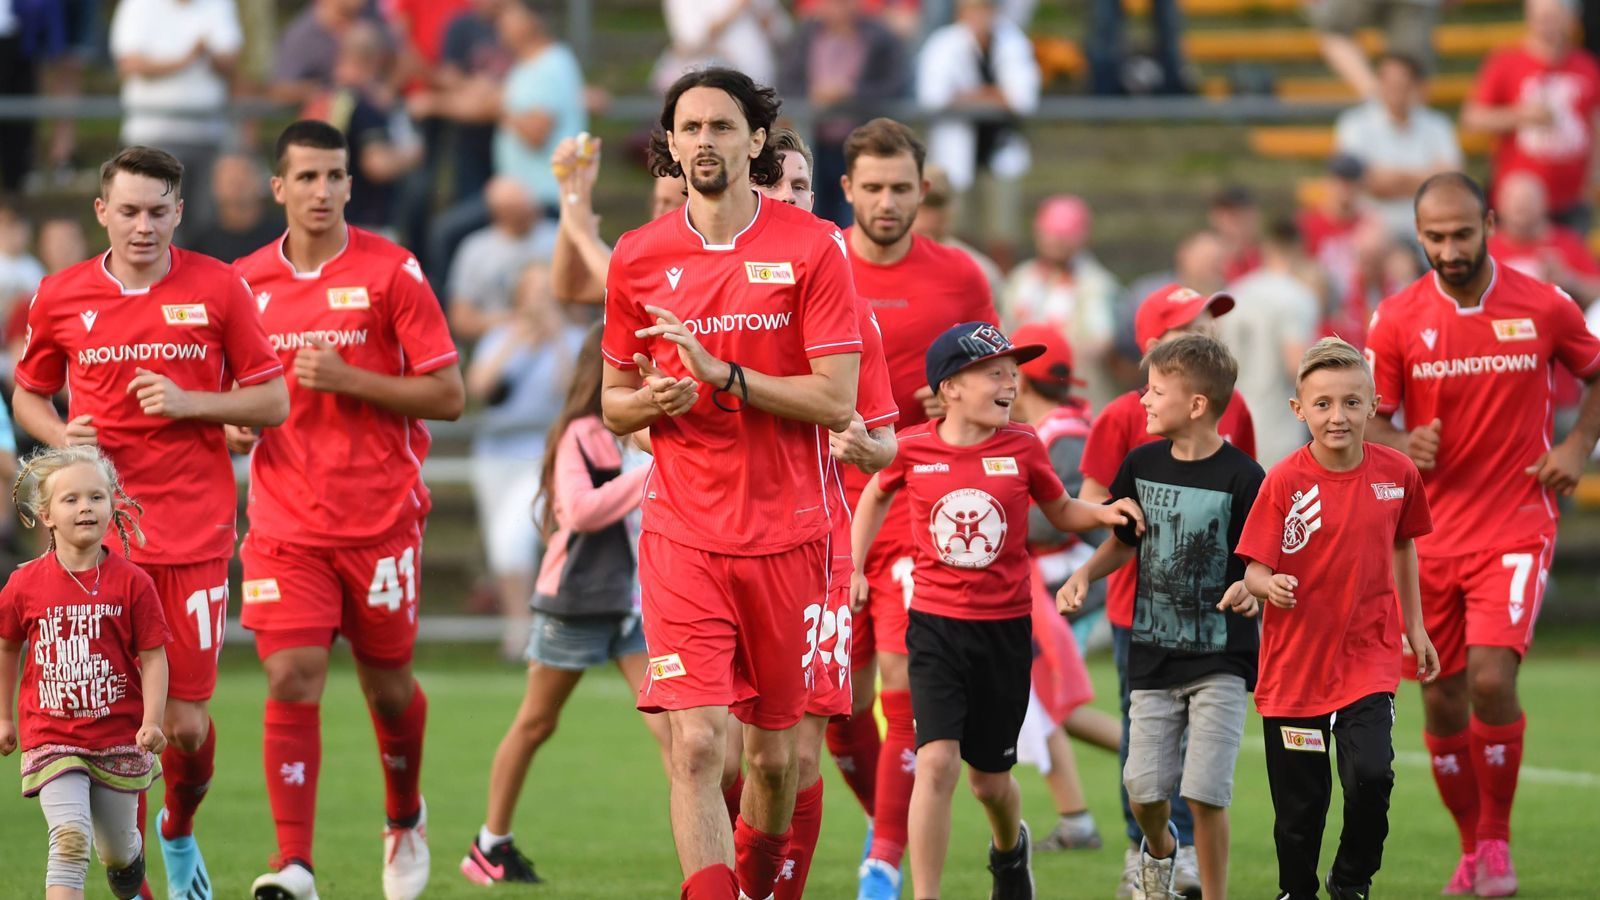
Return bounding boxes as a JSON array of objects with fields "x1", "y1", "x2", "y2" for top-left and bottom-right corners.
[
  {"x1": 1023, "y1": 375, "x2": 1076, "y2": 404},
  {"x1": 844, "y1": 118, "x2": 926, "y2": 177},
  {"x1": 100, "y1": 146, "x2": 183, "y2": 199},
  {"x1": 1375, "y1": 50, "x2": 1425, "y2": 81},
  {"x1": 274, "y1": 120, "x2": 349, "y2": 175},
  {"x1": 1414, "y1": 171, "x2": 1488, "y2": 218},
  {"x1": 1264, "y1": 216, "x2": 1300, "y2": 251},
  {"x1": 769, "y1": 127, "x2": 814, "y2": 177},
  {"x1": 648, "y1": 68, "x2": 783, "y2": 187},
  {"x1": 1144, "y1": 333, "x2": 1237, "y2": 420}
]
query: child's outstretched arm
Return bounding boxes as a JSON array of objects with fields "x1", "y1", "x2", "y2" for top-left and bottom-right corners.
[
  {"x1": 1394, "y1": 538, "x2": 1440, "y2": 683},
  {"x1": 1245, "y1": 560, "x2": 1299, "y2": 609},
  {"x1": 1037, "y1": 494, "x2": 1146, "y2": 537},
  {"x1": 137, "y1": 647, "x2": 168, "y2": 755},
  {"x1": 1055, "y1": 534, "x2": 1137, "y2": 614},
  {"x1": 0, "y1": 637, "x2": 18, "y2": 755},
  {"x1": 850, "y1": 474, "x2": 896, "y2": 613}
]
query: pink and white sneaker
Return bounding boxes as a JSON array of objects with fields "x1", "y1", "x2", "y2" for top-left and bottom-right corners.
[
  {"x1": 1473, "y1": 840, "x2": 1517, "y2": 897},
  {"x1": 1440, "y1": 853, "x2": 1475, "y2": 896}
]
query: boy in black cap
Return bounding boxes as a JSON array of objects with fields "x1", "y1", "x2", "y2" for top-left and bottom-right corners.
[{"x1": 851, "y1": 321, "x2": 1144, "y2": 900}]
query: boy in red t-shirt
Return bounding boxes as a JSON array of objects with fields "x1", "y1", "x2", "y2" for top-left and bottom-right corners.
[
  {"x1": 852, "y1": 322, "x2": 1142, "y2": 900},
  {"x1": 1237, "y1": 338, "x2": 1441, "y2": 900}
]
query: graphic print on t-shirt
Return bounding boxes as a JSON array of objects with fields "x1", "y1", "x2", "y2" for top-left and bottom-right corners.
[
  {"x1": 33, "y1": 602, "x2": 129, "y2": 718},
  {"x1": 929, "y1": 488, "x2": 1006, "y2": 568},
  {"x1": 1133, "y1": 478, "x2": 1233, "y2": 652}
]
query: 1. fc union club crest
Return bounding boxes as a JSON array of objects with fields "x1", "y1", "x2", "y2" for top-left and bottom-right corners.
[
  {"x1": 1281, "y1": 484, "x2": 1322, "y2": 555},
  {"x1": 929, "y1": 488, "x2": 1006, "y2": 568}
]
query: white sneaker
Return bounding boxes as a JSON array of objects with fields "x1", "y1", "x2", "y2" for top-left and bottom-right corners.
[
  {"x1": 382, "y1": 797, "x2": 430, "y2": 900},
  {"x1": 251, "y1": 862, "x2": 320, "y2": 900},
  {"x1": 1173, "y1": 845, "x2": 1200, "y2": 895},
  {"x1": 1116, "y1": 846, "x2": 1139, "y2": 898},
  {"x1": 1133, "y1": 824, "x2": 1179, "y2": 900}
]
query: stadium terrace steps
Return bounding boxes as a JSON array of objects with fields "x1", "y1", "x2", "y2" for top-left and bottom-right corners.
[
  {"x1": 1182, "y1": 22, "x2": 1523, "y2": 63},
  {"x1": 1248, "y1": 125, "x2": 1494, "y2": 159},
  {"x1": 1201, "y1": 72, "x2": 1477, "y2": 104},
  {"x1": 1125, "y1": 0, "x2": 1505, "y2": 13}
]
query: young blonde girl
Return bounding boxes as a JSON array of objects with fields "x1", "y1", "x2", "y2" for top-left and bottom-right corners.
[{"x1": 0, "y1": 446, "x2": 169, "y2": 900}]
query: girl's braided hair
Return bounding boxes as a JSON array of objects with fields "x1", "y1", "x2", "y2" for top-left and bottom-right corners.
[{"x1": 12, "y1": 445, "x2": 145, "y2": 557}]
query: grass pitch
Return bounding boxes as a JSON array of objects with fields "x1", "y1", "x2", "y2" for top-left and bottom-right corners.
[{"x1": 2, "y1": 638, "x2": 1597, "y2": 898}]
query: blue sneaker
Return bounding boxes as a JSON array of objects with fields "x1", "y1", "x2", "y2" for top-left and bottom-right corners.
[
  {"x1": 156, "y1": 809, "x2": 213, "y2": 900},
  {"x1": 857, "y1": 858, "x2": 901, "y2": 900},
  {"x1": 859, "y1": 819, "x2": 875, "y2": 868}
]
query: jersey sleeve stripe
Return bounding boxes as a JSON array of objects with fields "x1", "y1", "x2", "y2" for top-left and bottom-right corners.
[
  {"x1": 805, "y1": 339, "x2": 864, "y2": 353},
  {"x1": 862, "y1": 410, "x2": 898, "y2": 428},
  {"x1": 409, "y1": 350, "x2": 460, "y2": 375},
  {"x1": 1572, "y1": 347, "x2": 1600, "y2": 379},
  {"x1": 1376, "y1": 400, "x2": 1400, "y2": 415},
  {"x1": 235, "y1": 363, "x2": 286, "y2": 386},
  {"x1": 601, "y1": 348, "x2": 638, "y2": 368},
  {"x1": 12, "y1": 370, "x2": 62, "y2": 394}
]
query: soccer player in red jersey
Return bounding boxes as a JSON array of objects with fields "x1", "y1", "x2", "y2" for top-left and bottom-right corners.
[
  {"x1": 229, "y1": 121, "x2": 465, "y2": 900},
  {"x1": 1365, "y1": 172, "x2": 1600, "y2": 897},
  {"x1": 600, "y1": 69, "x2": 861, "y2": 900},
  {"x1": 835, "y1": 118, "x2": 997, "y2": 900},
  {"x1": 11, "y1": 146, "x2": 289, "y2": 900},
  {"x1": 1464, "y1": 0, "x2": 1600, "y2": 226}
]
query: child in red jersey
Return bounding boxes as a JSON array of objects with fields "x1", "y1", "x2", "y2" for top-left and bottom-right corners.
[
  {"x1": 0, "y1": 446, "x2": 169, "y2": 900},
  {"x1": 1237, "y1": 338, "x2": 1441, "y2": 900},
  {"x1": 852, "y1": 322, "x2": 1143, "y2": 900}
]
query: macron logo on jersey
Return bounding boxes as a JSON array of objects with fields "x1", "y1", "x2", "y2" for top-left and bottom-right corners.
[
  {"x1": 78, "y1": 343, "x2": 207, "y2": 367},
  {"x1": 683, "y1": 311, "x2": 793, "y2": 336},
  {"x1": 665, "y1": 267, "x2": 684, "y2": 291},
  {"x1": 79, "y1": 310, "x2": 97, "y2": 333},
  {"x1": 401, "y1": 257, "x2": 425, "y2": 284},
  {"x1": 1420, "y1": 328, "x2": 1437, "y2": 350},
  {"x1": 256, "y1": 292, "x2": 271, "y2": 313},
  {"x1": 1411, "y1": 353, "x2": 1539, "y2": 380},
  {"x1": 268, "y1": 329, "x2": 369, "y2": 352}
]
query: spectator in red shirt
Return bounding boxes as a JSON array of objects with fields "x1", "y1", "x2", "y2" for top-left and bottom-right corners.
[
  {"x1": 1464, "y1": 0, "x2": 1600, "y2": 232},
  {"x1": 1210, "y1": 185, "x2": 1262, "y2": 282},
  {"x1": 1488, "y1": 167, "x2": 1600, "y2": 304}
]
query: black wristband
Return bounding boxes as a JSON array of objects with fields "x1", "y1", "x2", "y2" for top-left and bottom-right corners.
[{"x1": 712, "y1": 361, "x2": 747, "y2": 413}]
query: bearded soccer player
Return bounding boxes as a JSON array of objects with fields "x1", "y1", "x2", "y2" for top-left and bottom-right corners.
[
  {"x1": 1366, "y1": 172, "x2": 1600, "y2": 897},
  {"x1": 834, "y1": 118, "x2": 997, "y2": 900},
  {"x1": 231, "y1": 121, "x2": 465, "y2": 900},
  {"x1": 601, "y1": 69, "x2": 861, "y2": 900},
  {"x1": 12, "y1": 147, "x2": 289, "y2": 900}
]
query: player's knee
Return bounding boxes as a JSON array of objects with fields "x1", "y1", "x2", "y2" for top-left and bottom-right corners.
[
  {"x1": 668, "y1": 723, "x2": 724, "y2": 782},
  {"x1": 47, "y1": 820, "x2": 92, "y2": 888},
  {"x1": 362, "y1": 677, "x2": 416, "y2": 719},
  {"x1": 967, "y1": 770, "x2": 1012, "y2": 806},
  {"x1": 917, "y1": 742, "x2": 961, "y2": 788},
  {"x1": 1467, "y1": 665, "x2": 1516, "y2": 708},
  {"x1": 265, "y1": 665, "x2": 323, "y2": 704},
  {"x1": 167, "y1": 717, "x2": 210, "y2": 752},
  {"x1": 795, "y1": 745, "x2": 822, "y2": 787},
  {"x1": 513, "y1": 708, "x2": 559, "y2": 749},
  {"x1": 744, "y1": 743, "x2": 795, "y2": 789}
]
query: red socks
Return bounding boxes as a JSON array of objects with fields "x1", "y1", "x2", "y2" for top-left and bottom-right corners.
[
  {"x1": 681, "y1": 863, "x2": 738, "y2": 900},
  {"x1": 1424, "y1": 728, "x2": 1479, "y2": 854},
  {"x1": 773, "y1": 778, "x2": 823, "y2": 900},
  {"x1": 723, "y1": 771, "x2": 745, "y2": 825},
  {"x1": 159, "y1": 719, "x2": 216, "y2": 840},
  {"x1": 734, "y1": 816, "x2": 792, "y2": 900},
  {"x1": 370, "y1": 683, "x2": 427, "y2": 824},
  {"x1": 869, "y1": 689, "x2": 915, "y2": 866},
  {"x1": 825, "y1": 711, "x2": 880, "y2": 817},
  {"x1": 263, "y1": 700, "x2": 321, "y2": 867},
  {"x1": 1471, "y1": 714, "x2": 1525, "y2": 842}
]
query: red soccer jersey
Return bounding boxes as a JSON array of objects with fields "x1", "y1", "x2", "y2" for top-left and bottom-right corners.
[
  {"x1": 1366, "y1": 260, "x2": 1600, "y2": 555},
  {"x1": 1237, "y1": 444, "x2": 1432, "y2": 718},
  {"x1": 14, "y1": 249, "x2": 284, "y2": 564},
  {"x1": 0, "y1": 552, "x2": 170, "y2": 752},
  {"x1": 1080, "y1": 387, "x2": 1258, "y2": 628},
  {"x1": 602, "y1": 196, "x2": 862, "y2": 556},
  {"x1": 842, "y1": 233, "x2": 997, "y2": 567},
  {"x1": 233, "y1": 227, "x2": 459, "y2": 545},
  {"x1": 824, "y1": 300, "x2": 900, "y2": 585},
  {"x1": 1473, "y1": 46, "x2": 1600, "y2": 212},
  {"x1": 877, "y1": 420, "x2": 1066, "y2": 620}
]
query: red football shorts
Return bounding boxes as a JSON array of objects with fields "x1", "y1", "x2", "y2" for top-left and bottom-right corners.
[
  {"x1": 139, "y1": 559, "x2": 230, "y2": 703},
  {"x1": 807, "y1": 582, "x2": 857, "y2": 719},
  {"x1": 863, "y1": 539, "x2": 915, "y2": 657},
  {"x1": 1405, "y1": 538, "x2": 1553, "y2": 679},
  {"x1": 636, "y1": 533, "x2": 826, "y2": 730},
  {"x1": 239, "y1": 521, "x2": 424, "y2": 670}
]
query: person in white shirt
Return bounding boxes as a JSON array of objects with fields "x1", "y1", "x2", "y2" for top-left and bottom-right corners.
[
  {"x1": 654, "y1": 0, "x2": 789, "y2": 94},
  {"x1": 917, "y1": 0, "x2": 1041, "y2": 248},
  {"x1": 1334, "y1": 52, "x2": 1463, "y2": 238}
]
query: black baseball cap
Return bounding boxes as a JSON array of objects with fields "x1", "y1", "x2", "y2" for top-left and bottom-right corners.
[{"x1": 925, "y1": 322, "x2": 1047, "y2": 392}]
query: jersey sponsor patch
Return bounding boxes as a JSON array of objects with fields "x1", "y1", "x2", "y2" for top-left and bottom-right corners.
[
  {"x1": 242, "y1": 578, "x2": 282, "y2": 604},
  {"x1": 161, "y1": 304, "x2": 209, "y2": 326},
  {"x1": 1371, "y1": 482, "x2": 1405, "y2": 501},
  {"x1": 1492, "y1": 318, "x2": 1538, "y2": 341},
  {"x1": 327, "y1": 286, "x2": 371, "y2": 310},
  {"x1": 982, "y1": 457, "x2": 1019, "y2": 476},
  {"x1": 1280, "y1": 726, "x2": 1327, "y2": 752},
  {"x1": 649, "y1": 653, "x2": 687, "y2": 680},
  {"x1": 744, "y1": 261, "x2": 795, "y2": 285}
]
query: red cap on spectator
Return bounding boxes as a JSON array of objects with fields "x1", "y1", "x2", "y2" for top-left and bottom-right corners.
[
  {"x1": 1134, "y1": 283, "x2": 1235, "y2": 351},
  {"x1": 1034, "y1": 195, "x2": 1091, "y2": 242},
  {"x1": 1012, "y1": 323, "x2": 1086, "y2": 387}
]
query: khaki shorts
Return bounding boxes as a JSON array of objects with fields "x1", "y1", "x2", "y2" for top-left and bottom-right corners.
[{"x1": 1125, "y1": 672, "x2": 1248, "y2": 809}]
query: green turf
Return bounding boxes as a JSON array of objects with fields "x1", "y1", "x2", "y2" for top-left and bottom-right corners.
[{"x1": 2, "y1": 643, "x2": 1598, "y2": 899}]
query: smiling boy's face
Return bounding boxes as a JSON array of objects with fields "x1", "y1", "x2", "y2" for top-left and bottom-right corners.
[
  {"x1": 940, "y1": 356, "x2": 1019, "y2": 429},
  {"x1": 1291, "y1": 364, "x2": 1378, "y2": 454}
]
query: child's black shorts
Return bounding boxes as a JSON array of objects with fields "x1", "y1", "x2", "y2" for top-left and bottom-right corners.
[{"x1": 906, "y1": 608, "x2": 1032, "y2": 773}]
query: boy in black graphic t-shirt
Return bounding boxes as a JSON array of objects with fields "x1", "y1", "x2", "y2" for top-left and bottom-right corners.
[{"x1": 1058, "y1": 334, "x2": 1264, "y2": 900}]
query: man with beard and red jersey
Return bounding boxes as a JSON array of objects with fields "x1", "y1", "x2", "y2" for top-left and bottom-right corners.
[
  {"x1": 1366, "y1": 172, "x2": 1600, "y2": 897},
  {"x1": 231, "y1": 121, "x2": 465, "y2": 900},
  {"x1": 12, "y1": 146, "x2": 290, "y2": 900},
  {"x1": 833, "y1": 117, "x2": 996, "y2": 900},
  {"x1": 601, "y1": 68, "x2": 861, "y2": 900}
]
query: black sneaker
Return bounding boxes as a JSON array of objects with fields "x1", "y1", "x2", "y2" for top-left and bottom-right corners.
[
  {"x1": 461, "y1": 836, "x2": 543, "y2": 884},
  {"x1": 1326, "y1": 873, "x2": 1371, "y2": 900},
  {"x1": 988, "y1": 821, "x2": 1035, "y2": 900},
  {"x1": 107, "y1": 852, "x2": 145, "y2": 900}
]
